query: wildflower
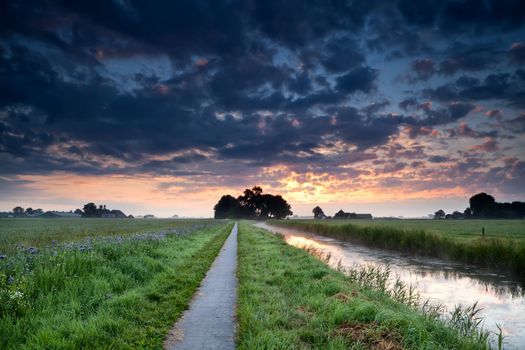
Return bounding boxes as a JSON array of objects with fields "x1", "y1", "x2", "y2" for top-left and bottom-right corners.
[{"x1": 10, "y1": 290, "x2": 23, "y2": 299}]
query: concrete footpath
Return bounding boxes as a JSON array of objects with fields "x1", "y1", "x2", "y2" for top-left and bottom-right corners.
[{"x1": 165, "y1": 222, "x2": 238, "y2": 350}]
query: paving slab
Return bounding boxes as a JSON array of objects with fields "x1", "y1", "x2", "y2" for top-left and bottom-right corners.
[{"x1": 165, "y1": 222, "x2": 238, "y2": 350}]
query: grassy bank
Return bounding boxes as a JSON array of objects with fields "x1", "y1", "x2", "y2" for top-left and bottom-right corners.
[
  {"x1": 299, "y1": 219, "x2": 525, "y2": 242},
  {"x1": 272, "y1": 220, "x2": 525, "y2": 279},
  {"x1": 0, "y1": 222, "x2": 232, "y2": 349},
  {"x1": 237, "y1": 222, "x2": 490, "y2": 349},
  {"x1": 0, "y1": 218, "x2": 218, "y2": 254}
]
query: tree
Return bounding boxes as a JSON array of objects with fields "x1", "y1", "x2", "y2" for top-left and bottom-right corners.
[
  {"x1": 74, "y1": 209, "x2": 83, "y2": 215},
  {"x1": 25, "y1": 207, "x2": 34, "y2": 215},
  {"x1": 13, "y1": 206, "x2": 24, "y2": 216},
  {"x1": 510, "y1": 201, "x2": 525, "y2": 218},
  {"x1": 463, "y1": 207, "x2": 472, "y2": 218},
  {"x1": 237, "y1": 188, "x2": 258, "y2": 218},
  {"x1": 82, "y1": 203, "x2": 99, "y2": 218},
  {"x1": 213, "y1": 187, "x2": 293, "y2": 219},
  {"x1": 469, "y1": 193, "x2": 496, "y2": 218},
  {"x1": 451, "y1": 211, "x2": 464, "y2": 219},
  {"x1": 214, "y1": 195, "x2": 241, "y2": 219},
  {"x1": 312, "y1": 206, "x2": 325, "y2": 219},
  {"x1": 265, "y1": 194, "x2": 292, "y2": 219},
  {"x1": 434, "y1": 209, "x2": 445, "y2": 219}
]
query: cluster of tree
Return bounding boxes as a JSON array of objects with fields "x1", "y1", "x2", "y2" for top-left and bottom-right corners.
[
  {"x1": 312, "y1": 206, "x2": 372, "y2": 220},
  {"x1": 82, "y1": 203, "x2": 131, "y2": 218},
  {"x1": 433, "y1": 209, "x2": 464, "y2": 220},
  {"x1": 11, "y1": 207, "x2": 44, "y2": 217},
  {"x1": 214, "y1": 187, "x2": 292, "y2": 219},
  {"x1": 434, "y1": 193, "x2": 525, "y2": 219}
]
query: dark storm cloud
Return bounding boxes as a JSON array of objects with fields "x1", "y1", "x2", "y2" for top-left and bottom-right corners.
[
  {"x1": 336, "y1": 67, "x2": 378, "y2": 94},
  {"x1": 505, "y1": 113, "x2": 525, "y2": 133},
  {"x1": 320, "y1": 36, "x2": 365, "y2": 73},
  {"x1": 398, "y1": 0, "x2": 525, "y2": 34},
  {"x1": 0, "y1": 0, "x2": 524, "y2": 195},
  {"x1": 408, "y1": 102, "x2": 476, "y2": 127},
  {"x1": 509, "y1": 42, "x2": 525, "y2": 65},
  {"x1": 411, "y1": 59, "x2": 436, "y2": 80},
  {"x1": 405, "y1": 41, "x2": 504, "y2": 82},
  {"x1": 423, "y1": 70, "x2": 525, "y2": 107},
  {"x1": 428, "y1": 155, "x2": 449, "y2": 163},
  {"x1": 438, "y1": 41, "x2": 502, "y2": 75},
  {"x1": 398, "y1": 98, "x2": 418, "y2": 111}
]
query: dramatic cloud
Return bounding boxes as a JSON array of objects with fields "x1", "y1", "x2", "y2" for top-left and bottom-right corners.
[
  {"x1": 509, "y1": 42, "x2": 525, "y2": 64},
  {"x1": 0, "y1": 0, "x2": 524, "y2": 216}
]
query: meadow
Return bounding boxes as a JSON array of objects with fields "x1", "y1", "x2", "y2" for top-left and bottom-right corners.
[
  {"x1": 0, "y1": 219, "x2": 232, "y2": 349},
  {"x1": 272, "y1": 219, "x2": 525, "y2": 279},
  {"x1": 237, "y1": 223, "x2": 493, "y2": 349},
  {"x1": 0, "y1": 218, "x2": 216, "y2": 254}
]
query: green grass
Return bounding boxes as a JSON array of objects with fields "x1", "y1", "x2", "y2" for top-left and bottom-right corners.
[
  {"x1": 0, "y1": 222, "x2": 232, "y2": 349},
  {"x1": 0, "y1": 218, "x2": 218, "y2": 254},
  {"x1": 302, "y1": 219, "x2": 525, "y2": 242},
  {"x1": 272, "y1": 219, "x2": 525, "y2": 279},
  {"x1": 237, "y1": 222, "x2": 490, "y2": 349}
]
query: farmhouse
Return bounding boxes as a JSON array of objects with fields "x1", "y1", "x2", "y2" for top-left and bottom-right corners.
[{"x1": 334, "y1": 210, "x2": 373, "y2": 219}]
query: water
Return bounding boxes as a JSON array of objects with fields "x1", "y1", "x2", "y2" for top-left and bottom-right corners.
[{"x1": 254, "y1": 222, "x2": 525, "y2": 349}]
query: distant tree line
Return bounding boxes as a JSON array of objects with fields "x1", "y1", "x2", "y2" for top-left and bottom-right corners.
[
  {"x1": 214, "y1": 186, "x2": 292, "y2": 219},
  {"x1": 9, "y1": 207, "x2": 44, "y2": 217},
  {"x1": 1, "y1": 204, "x2": 132, "y2": 218},
  {"x1": 434, "y1": 193, "x2": 525, "y2": 219},
  {"x1": 312, "y1": 206, "x2": 372, "y2": 220}
]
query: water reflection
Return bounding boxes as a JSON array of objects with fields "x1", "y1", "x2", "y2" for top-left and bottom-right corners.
[{"x1": 255, "y1": 222, "x2": 525, "y2": 349}]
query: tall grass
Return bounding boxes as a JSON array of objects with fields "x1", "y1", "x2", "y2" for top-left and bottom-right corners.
[{"x1": 273, "y1": 220, "x2": 525, "y2": 279}]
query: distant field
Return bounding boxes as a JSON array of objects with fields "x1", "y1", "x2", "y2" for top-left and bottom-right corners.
[
  {"x1": 0, "y1": 218, "x2": 216, "y2": 254},
  {"x1": 304, "y1": 219, "x2": 525, "y2": 242}
]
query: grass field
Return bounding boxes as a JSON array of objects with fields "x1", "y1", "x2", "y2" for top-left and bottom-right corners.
[
  {"x1": 0, "y1": 220, "x2": 232, "y2": 349},
  {"x1": 308, "y1": 219, "x2": 525, "y2": 242},
  {"x1": 237, "y1": 222, "x2": 491, "y2": 349},
  {"x1": 0, "y1": 218, "x2": 217, "y2": 254},
  {"x1": 272, "y1": 219, "x2": 525, "y2": 279}
]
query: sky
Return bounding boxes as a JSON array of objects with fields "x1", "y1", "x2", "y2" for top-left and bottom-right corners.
[{"x1": 0, "y1": 0, "x2": 524, "y2": 218}]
